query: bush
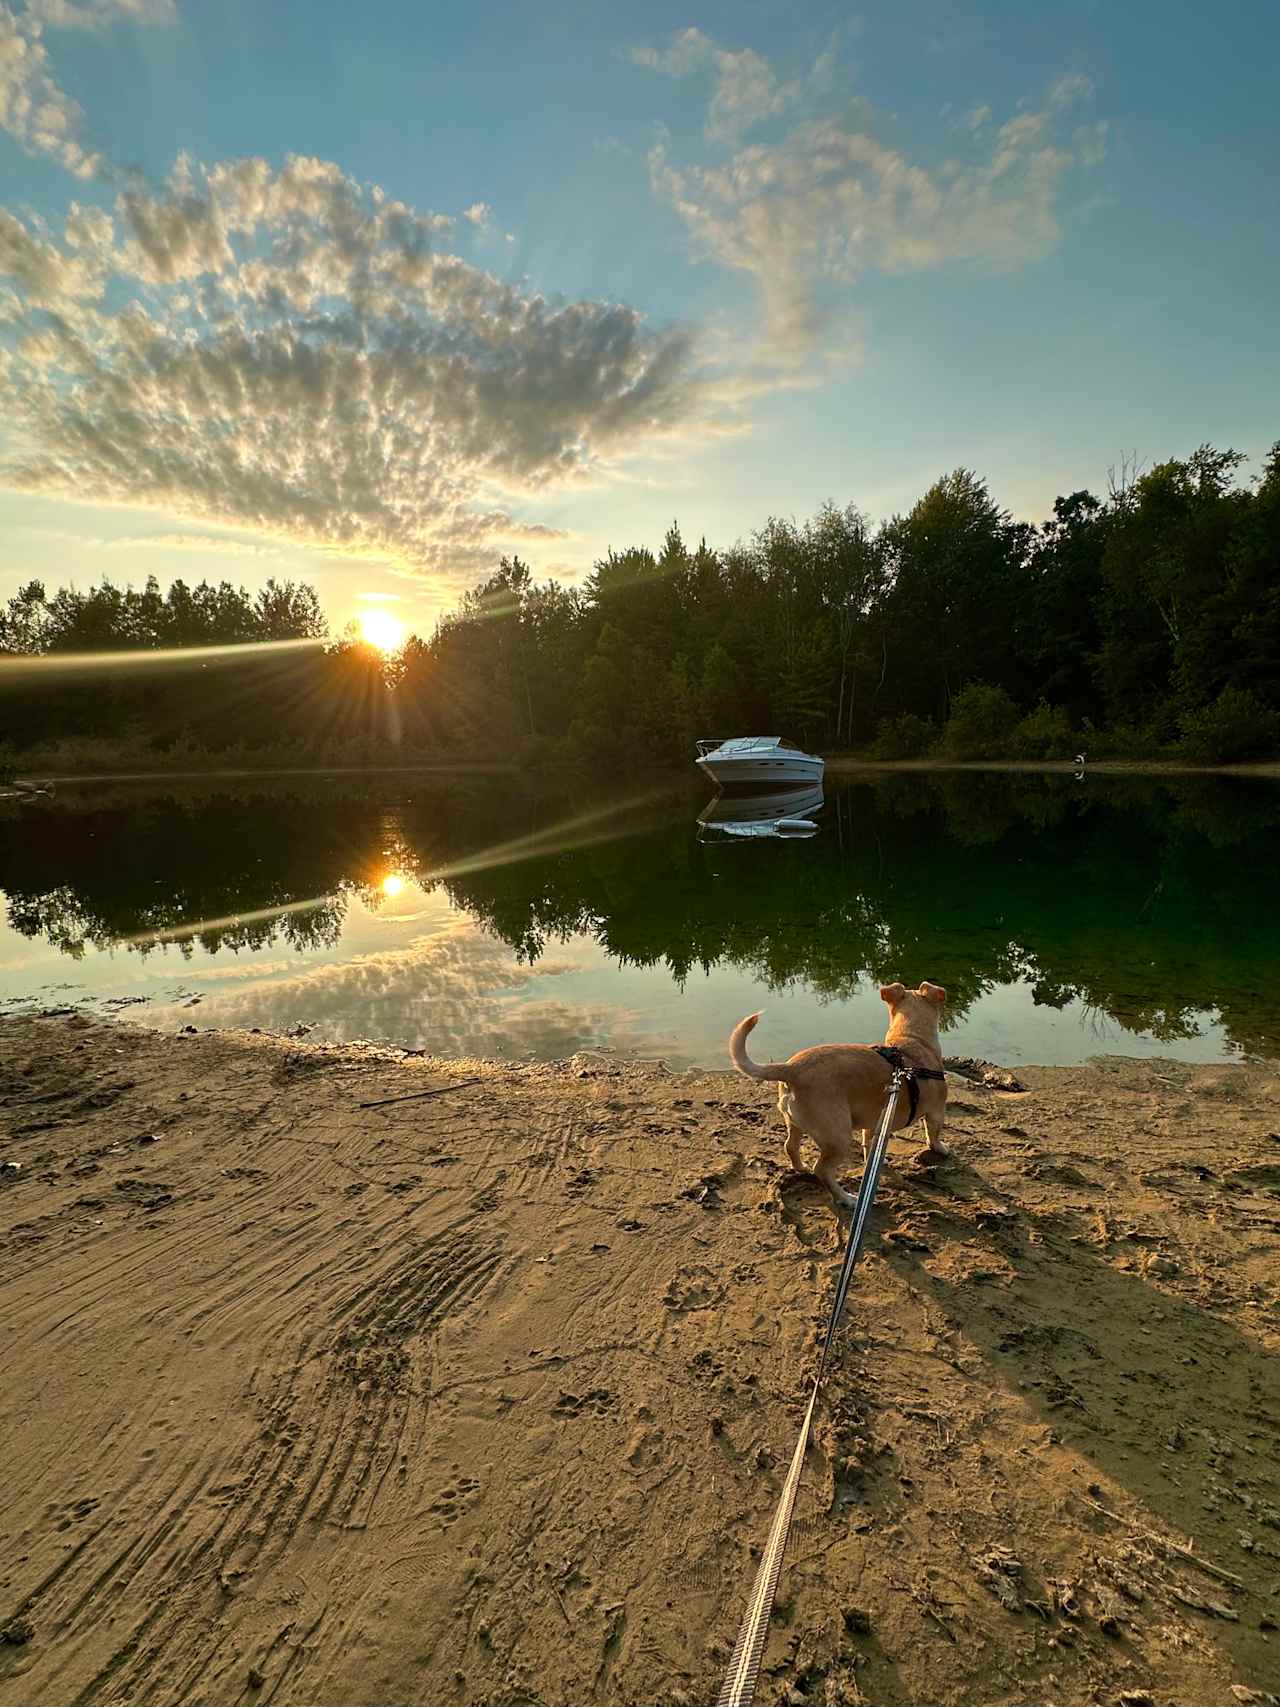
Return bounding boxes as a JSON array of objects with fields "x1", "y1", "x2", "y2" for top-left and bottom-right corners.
[
  {"x1": 1011, "y1": 701, "x2": 1074, "y2": 760},
  {"x1": 1176, "y1": 686, "x2": 1280, "y2": 763},
  {"x1": 1085, "y1": 720, "x2": 1165, "y2": 759},
  {"x1": 940, "y1": 682, "x2": 1019, "y2": 759},
  {"x1": 870, "y1": 713, "x2": 937, "y2": 759}
]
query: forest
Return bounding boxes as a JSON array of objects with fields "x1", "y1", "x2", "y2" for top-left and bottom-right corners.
[{"x1": 2, "y1": 442, "x2": 1278, "y2": 769}]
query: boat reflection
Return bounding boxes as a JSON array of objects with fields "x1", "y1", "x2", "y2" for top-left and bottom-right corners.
[{"x1": 697, "y1": 782, "x2": 824, "y2": 842}]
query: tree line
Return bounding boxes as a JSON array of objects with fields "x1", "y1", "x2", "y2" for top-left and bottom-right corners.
[{"x1": 3, "y1": 440, "x2": 1278, "y2": 767}]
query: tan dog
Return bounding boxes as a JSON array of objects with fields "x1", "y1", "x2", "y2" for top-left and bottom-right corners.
[{"x1": 729, "y1": 982, "x2": 949, "y2": 1208}]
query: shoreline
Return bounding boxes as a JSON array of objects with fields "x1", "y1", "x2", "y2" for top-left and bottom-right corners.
[
  {"x1": 11, "y1": 754, "x2": 1280, "y2": 787},
  {"x1": 823, "y1": 755, "x2": 1280, "y2": 778},
  {"x1": 2, "y1": 1013, "x2": 1278, "y2": 1705}
]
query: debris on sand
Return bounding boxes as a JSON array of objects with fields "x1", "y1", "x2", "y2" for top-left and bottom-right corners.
[{"x1": 944, "y1": 1055, "x2": 1027, "y2": 1092}]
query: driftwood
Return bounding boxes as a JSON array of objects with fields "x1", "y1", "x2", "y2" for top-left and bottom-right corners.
[
  {"x1": 1084, "y1": 1495, "x2": 1245, "y2": 1590},
  {"x1": 359, "y1": 1078, "x2": 481, "y2": 1111}
]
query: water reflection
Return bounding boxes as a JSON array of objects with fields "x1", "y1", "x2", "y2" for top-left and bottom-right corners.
[
  {"x1": 697, "y1": 783, "x2": 824, "y2": 840},
  {"x1": 2, "y1": 770, "x2": 1278, "y2": 1060}
]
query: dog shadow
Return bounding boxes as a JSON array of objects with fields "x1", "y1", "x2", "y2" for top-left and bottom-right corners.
[{"x1": 863, "y1": 1173, "x2": 1280, "y2": 1686}]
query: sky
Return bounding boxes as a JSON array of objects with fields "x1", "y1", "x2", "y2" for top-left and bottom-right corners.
[{"x1": 1, "y1": 0, "x2": 1277, "y2": 640}]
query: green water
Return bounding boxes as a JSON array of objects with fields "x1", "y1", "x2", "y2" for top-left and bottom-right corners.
[{"x1": 1, "y1": 769, "x2": 1276, "y2": 1065}]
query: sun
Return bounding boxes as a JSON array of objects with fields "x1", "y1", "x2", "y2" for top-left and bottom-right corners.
[
  {"x1": 358, "y1": 608, "x2": 405, "y2": 653},
  {"x1": 381, "y1": 873, "x2": 405, "y2": 897}
]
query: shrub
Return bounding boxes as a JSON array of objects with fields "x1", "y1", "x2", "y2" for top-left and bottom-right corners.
[
  {"x1": 869, "y1": 713, "x2": 937, "y2": 759},
  {"x1": 1176, "y1": 686, "x2": 1280, "y2": 763},
  {"x1": 940, "y1": 682, "x2": 1019, "y2": 759},
  {"x1": 1011, "y1": 701, "x2": 1074, "y2": 760},
  {"x1": 1086, "y1": 720, "x2": 1164, "y2": 759}
]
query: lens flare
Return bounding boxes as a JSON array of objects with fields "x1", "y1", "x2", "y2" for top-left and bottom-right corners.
[
  {"x1": 0, "y1": 638, "x2": 322, "y2": 678},
  {"x1": 119, "y1": 894, "x2": 336, "y2": 947}
]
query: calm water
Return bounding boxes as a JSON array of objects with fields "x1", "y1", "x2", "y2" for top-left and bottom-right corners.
[{"x1": 2, "y1": 769, "x2": 1278, "y2": 1067}]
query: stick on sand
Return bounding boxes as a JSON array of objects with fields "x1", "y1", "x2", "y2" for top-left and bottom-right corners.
[{"x1": 359, "y1": 1078, "x2": 481, "y2": 1110}]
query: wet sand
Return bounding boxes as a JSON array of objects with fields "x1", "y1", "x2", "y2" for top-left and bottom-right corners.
[{"x1": 2, "y1": 1013, "x2": 1278, "y2": 1705}]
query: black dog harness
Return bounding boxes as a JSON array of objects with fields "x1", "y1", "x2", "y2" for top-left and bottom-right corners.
[{"x1": 874, "y1": 1046, "x2": 946, "y2": 1124}]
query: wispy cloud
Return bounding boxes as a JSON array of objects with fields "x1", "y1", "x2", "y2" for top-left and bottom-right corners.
[
  {"x1": 100, "y1": 530, "x2": 290, "y2": 558},
  {"x1": 0, "y1": 2, "x2": 101, "y2": 176},
  {"x1": 0, "y1": 0, "x2": 173, "y2": 181},
  {"x1": 625, "y1": 25, "x2": 828, "y2": 143},
  {"x1": 26, "y1": 0, "x2": 176, "y2": 29},
  {"x1": 0, "y1": 103, "x2": 731, "y2": 592},
  {"x1": 634, "y1": 31, "x2": 1107, "y2": 366},
  {"x1": 1048, "y1": 72, "x2": 1093, "y2": 109}
]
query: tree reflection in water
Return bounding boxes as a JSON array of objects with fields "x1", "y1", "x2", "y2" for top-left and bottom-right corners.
[{"x1": 1, "y1": 771, "x2": 1277, "y2": 1056}]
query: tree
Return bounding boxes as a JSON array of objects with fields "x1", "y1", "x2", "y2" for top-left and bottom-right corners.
[
  {"x1": 879, "y1": 470, "x2": 1033, "y2": 722},
  {"x1": 0, "y1": 581, "x2": 50, "y2": 653}
]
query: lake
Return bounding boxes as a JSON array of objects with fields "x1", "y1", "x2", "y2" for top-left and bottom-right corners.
[{"x1": 1, "y1": 768, "x2": 1277, "y2": 1067}]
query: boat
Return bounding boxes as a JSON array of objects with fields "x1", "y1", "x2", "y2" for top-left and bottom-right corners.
[
  {"x1": 695, "y1": 736, "x2": 824, "y2": 791},
  {"x1": 698, "y1": 782, "x2": 824, "y2": 841}
]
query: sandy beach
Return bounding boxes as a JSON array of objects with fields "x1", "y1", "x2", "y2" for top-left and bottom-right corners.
[{"x1": 2, "y1": 1013, "x2": 1278, "y2": 1706}]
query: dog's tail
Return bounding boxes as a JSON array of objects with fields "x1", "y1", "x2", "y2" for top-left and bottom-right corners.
[{"x1": 729, "y1": 1012, "x2": 791, "y2": 1082}]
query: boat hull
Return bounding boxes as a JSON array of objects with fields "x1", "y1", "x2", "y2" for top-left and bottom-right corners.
[{"x1": 695, "y1": 753, "x2": 824, "y2": 790}]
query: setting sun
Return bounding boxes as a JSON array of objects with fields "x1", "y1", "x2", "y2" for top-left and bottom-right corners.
[
  {"x1": 358, "y1": 608, "x2": 405, "y2": 654},
  {"x1": 381, "y1": 873, "x2": 405, "y2": 897}
]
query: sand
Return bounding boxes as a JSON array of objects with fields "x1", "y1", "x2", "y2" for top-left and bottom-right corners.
[{"x1": 2, "y1": 1013, "x2": 1279, "y2": 1707}]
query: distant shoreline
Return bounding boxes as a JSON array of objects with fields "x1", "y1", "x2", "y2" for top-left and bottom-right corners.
[
  {"x1": 11, "y1": 754, "x2": 1280, "y2": 786},
  {"x1": 10, "y1": 760, "x2": 520, "y2": 786},
  {"x1": 822, "y1": 755, "x2": 1280, "y2": 778}
]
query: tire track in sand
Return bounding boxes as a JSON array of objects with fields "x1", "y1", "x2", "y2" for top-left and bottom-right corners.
[{"x1": 60, "y1": 1206, "x2": 507, "y2": 1707}]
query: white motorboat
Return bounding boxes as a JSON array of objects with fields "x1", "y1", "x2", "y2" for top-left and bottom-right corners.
[
  {"x1": 695, "y1": 736, "x2": 824, "y2": 791},
  {"x1": 698, "y1": 782, "x2": 824, "y2": 840}
]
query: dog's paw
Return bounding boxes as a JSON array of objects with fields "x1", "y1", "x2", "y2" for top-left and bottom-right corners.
[{"x1": 913, "y1": 1145, "x2": 948, "y2": 1168}]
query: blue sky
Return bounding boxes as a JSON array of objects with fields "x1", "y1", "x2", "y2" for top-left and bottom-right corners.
[{"x1": 2, "y1": 0, "x2": 1276, "y2": 639}]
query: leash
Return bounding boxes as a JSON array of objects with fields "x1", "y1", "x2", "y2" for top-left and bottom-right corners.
[{"x1": 716, "y1": 1067, "x2": 907, "y2": 1707}]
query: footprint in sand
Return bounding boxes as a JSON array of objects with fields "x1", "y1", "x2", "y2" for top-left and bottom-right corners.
[
  {"x1": 553, "y1": 1387, "x2": 617, "y2": 1418},
  {"x1": 429, "y1": 1476, "x2": 480, "y2": 1524},
  {"x1": 662, "y1": 1265, "x2": 726, "y2": 1312}
]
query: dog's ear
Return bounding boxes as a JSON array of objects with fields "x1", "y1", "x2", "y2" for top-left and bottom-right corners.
[
  {"x1": 879, "y1": 982, "x2": 907, "y2": 1006},
  {"x1": 919, "y1": 982, "x2": 947, "y2": 1005}
]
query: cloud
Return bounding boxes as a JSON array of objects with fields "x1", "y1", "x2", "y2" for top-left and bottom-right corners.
[
  {"x1": 1048, "y1": 72, "x2": 1093, "y2": 109},
  {"x1": 100, "y1": 530, "x2": 289, "y2": 557},
  {"x1": 626, "y1": 25, "x2": 812, "y2": 142},
  {"x1": 462, "y1": 201, "x2": 490, "y2": 229},
  {"x1": 0, "y1": 145, "x2": 727, "y2": 590},
  {"x1": 1074, "y1": 120, "x2": 1109, "y2": 169},
  {"x1": 0, "y1": 2, "x2": 101, "y2": 176},
  {"x1": 639, "y1": 39, "x2": 1108, "y2": 364},
  {"x1": 26, "y1": 0, "x2": 176, "y2": 27}
]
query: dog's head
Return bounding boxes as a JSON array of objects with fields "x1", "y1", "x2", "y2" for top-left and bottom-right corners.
[{"x1": 879, "y1": 980, "x2": 946, "y2": 1035}]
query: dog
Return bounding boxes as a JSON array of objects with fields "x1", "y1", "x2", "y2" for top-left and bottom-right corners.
[{"x1": 729, "y1": 982, "x2": 949, "y2": 1209}]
